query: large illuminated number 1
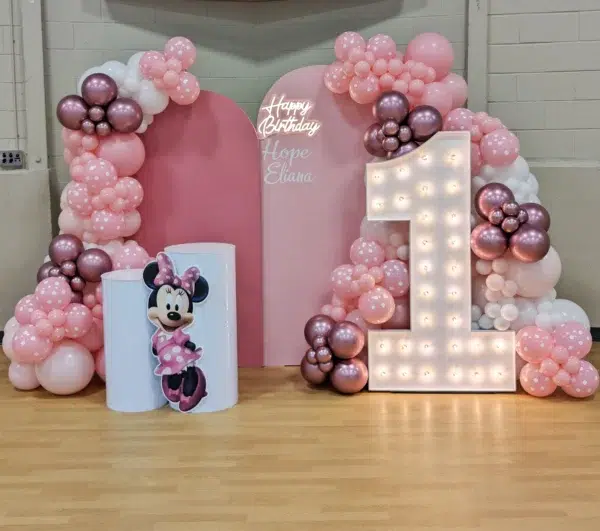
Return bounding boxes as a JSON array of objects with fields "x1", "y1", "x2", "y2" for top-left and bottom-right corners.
[{"x1": 366, "y1": 131, "x2": 516, "y2": 392}]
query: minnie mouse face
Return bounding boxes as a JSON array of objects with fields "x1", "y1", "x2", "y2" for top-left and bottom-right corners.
[{"x1": 144, "y1": 261, "x2": 209, "y2": 333}]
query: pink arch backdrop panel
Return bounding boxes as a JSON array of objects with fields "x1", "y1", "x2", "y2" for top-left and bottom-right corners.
[
  {"x1": 135, "y1": 91, "x2": 263, "y2": 367},
  {"x1": 260, "y1": 65, "x2": 373, "y2": 366}
]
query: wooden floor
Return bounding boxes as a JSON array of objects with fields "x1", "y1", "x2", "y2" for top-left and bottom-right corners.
[{"x1": 0, "y1": 349, "x2": 599, "y2": 531}]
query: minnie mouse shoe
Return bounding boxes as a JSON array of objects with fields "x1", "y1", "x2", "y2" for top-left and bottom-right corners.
[
  {"x1": 162, "y1": 373, "x2": 183, "y2": 403},
  {"x1": 179, "y1": 366, "x2": 207, "y2": 412}
]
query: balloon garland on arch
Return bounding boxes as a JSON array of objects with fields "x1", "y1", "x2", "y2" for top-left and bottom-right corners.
[{"x1": 3, "y1": 37, "x2": 202, "y2": 395}]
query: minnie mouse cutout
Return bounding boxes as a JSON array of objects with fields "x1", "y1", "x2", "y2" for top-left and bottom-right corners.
[{"x1": 143, "y1": 253, "x2": 209, "y2": 412}]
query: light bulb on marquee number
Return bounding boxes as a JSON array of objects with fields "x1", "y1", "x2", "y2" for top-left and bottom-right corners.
[{"x1": 365, "y1": 131, "x2": 516, "y2": 392}]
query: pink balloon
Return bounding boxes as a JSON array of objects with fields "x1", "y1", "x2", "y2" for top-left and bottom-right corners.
[
  {"x1": 331, "y1": 264, "x2": 360, "y2": 300},
  {"x1": 553, "y1": 369, "x2": 571, "y2": 387},
  {"x1": 95, "y1": 347, "x2": 106, "y2": 381},
  {"x1": 443, "y1": 107, "x2": 473, "y2": 132},
  {"x1": 408, "y1": 79, "x2": 425, "y2": 97},
  {"x1": 14, "y1": 294, "x2": 39, "y2": 325},
  {"x1": 2, "y1": 317, "x2": 20, "y2": 359},
  {"x1": 81, "y1": 134, "x2": 99, "y2": 152},
  {"x1": 64, "y1": 303, "x2": 93, "y2": 339},
  {"x1": 516, "y1": 326, "x2": 553, "y2": 364},
  {"x1": 35, "y1": 319, "x2": 54, "y2": 338},
  {"x1": 349, "y1": 73, "x2": 381, "y2": 104},
  {"x1": 64, "y1": 148, "x2": 75, "y2": 165},
  {"x1": 48, "y1": 309, "x2": 66, "y2": 327},
  {"x1": 358, "y1": 286, "x2": 395, "y2": 325},
  {"x1": 345, "y1": 309, "x2": 381, "y2": 334},
  {"x1": 58, "y1": 208, "x2": 85, "y2": 238},
  {"x1": 11, "y1": 324, "x2": 53, "y2": 364},
  {"x1": 66, "y1": 182, "x2": 93, "y2": 216},
  {"x1": 419, "y1": 82, "x2": 453, "y2": 117},
  {"x1": 562, "y1": 360, "x2": 599, "y2": 398},
  {"x1": 539, "y1": 357, "x2": 560, "y2": 377},
  {"x1": 35, "y1": 277, "x2": 72, "y2": 312},
  {"x1": 324, "y1": 63, "x2": 352, "y2": 94},
  {"x1": 8, "y1": 361, "x2": 40, "y2": 390},
  {"x1": 379, "y1": 73, "x2": 395, "y2": 91},
  {"x1": 63, "y1": 128, "x2": 84, "y2": 150},
  {"x1": 118, "y1": 177, "x2": 144, "y2": 209},
  {"x1": 550, "y1": 345, "x2": 569, "y2": 364},
  {"x1": 35, "y1": 340, "x2": 95, "y2": 395},
  {"x1": 91, "y1": 209, "x2": 126, "y2": 240},
  {"x1": 410, "y1": 62, "x2": 428, "y2": 80},
  {"x1": 381, "y1": 260, "x2": 410, "y2": 297},
  {"x1": 480, "y1": 129, "x2": 520, "y2": 167},
  {"x1": 553, "y1": 321, "x2": 592, "y2": 359},
  {"x1": 168, "y1": 72, "x2": 200, "y2": 105},
  {"x1": 51, "y1": 327, "x2": 66, "y2": 343},
  {"x1": 367, "y1": 34, "x2": 397, "y2": 60},
  {"x1": 166, "y1": 58, "x2": 182, "y2": 74},
  {"x1": 163, "y1": 70, "x2": 180, "y2": 89},
  {"x1": 30, "y1": 309, "x2": 47, "y2": 325},
  {"x1": 82, "y1": 158, "x2": 118, "y2": 195},
  {"x1": 335, "y1": 32, "x2": 366, "y2": 61},
  {"x1": 112, "y1": 241, "x2": 151, "y2": 270},
  {"x1": 96, "y1": 133, "x2": 146, "y2": 177},
  {"x1": 405, "y1": 32, "x2": 453, "y2": 80},
  {"x1": 563, "y1": 356, "x2": 581, "y2": 375},
  {"x1": 349, "y1": 238, "x2": 385, "y2": 267},
  {"x1": 78, "y1": 318, "x2": 104, "y2": 352},
  {"x1": 354, "y1": 60, "x2": 371, "y2": 78},
  {"x1": 471, "y1": 142, "x2": 483, "y2": 176},
  {"x1": 92, "y1": 304, "x2": 103, "y2": 320},
  {"x1": 441, "y1": 73, "x2": 468, "y2": 109},
  {"x1": 381, "y1": 297, "x2": 410, "y2": 329},
  {"x1": 122, "y1": 210, "x2": 142, "y2": 237},
  {"x1": 139, "y1": 50, "x2": 166, "y2": 79},
  {"x1": 520, "y1": 363, "x2": 557, "y2": 397},
  {"x1": 164, "y1": 36, "x2": 197, "y2": 70}
]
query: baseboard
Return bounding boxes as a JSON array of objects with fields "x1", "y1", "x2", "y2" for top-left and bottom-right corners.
[{"x1": 592, "y1": 328, "x2": 600, "y2": 342}]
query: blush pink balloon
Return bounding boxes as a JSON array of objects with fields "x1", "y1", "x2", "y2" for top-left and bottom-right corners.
[
  {"x1": 358, "y1": 286, "x2": 395, "y2": 324},
  {"x1": 164, "y1": 36, "x2": 197, "y2": 70},
  {"x1": 118, "y1": 177, "x2": 144, "y2": 209},
  {"x1": 122, "y1": 210, "x2": 142, "y2": 237},
  {"x1": 563, "y1": 356, "x2": 581, "y2": 375},
  {"x1": 11, "y1": 324, "x2": 53, "y2": 364},
  {"x1": 47, "y1": 309, "x2": 66, "y2": 327},
  {"x1": 443, "y1": 107, "x2": 473, "y2": 132},
  {"x1": 2, "y1": 317, "x2": 20, "y2": 359},
  {"x1": 349, "y1": 73, "x2": 381, "y2": 104},
  {"x1": 35, "y1": 340, "x2": 95, "y2": 395},
  {"x1": 96, "y1": 133, "x2": 146, "y2": 177},
  {"x1": 553, "y1": 321, "x2": 592, "y2": 359},
  {"x1": 335, "y1": 32, "x2": 366, "y2": 61},
  {"x1": 331, "y1": 264, "x2": 360, "y2": 300},
  {"x1": 480, "y1": 129, "x2": 520, "y2": 167},
  {"x1": 64, "y1": 303, "x2": 93, "y2": 339},
  {"x1": 381, "y1": 297, "x2": 410, "y2": 329},
  {"x1": 78, "y1": 318, "x2": 104, "y2": 352},
  {"x1": 63, "y1": 128, "x2": 84, "y2": 151},
  {"x1": 419, "y1": 82, "x2": 453, "y2": 117},
  {"x1": 58, "y1": 208, "x2": 85, "y2": 239},
  {"x1": 550, "y1": 345, "x2": 569, "y2": 364},
  {"x1": 471, "y1": 142, "x2": 483, "y2": 176},
  {"x1": 553, "y1": 369, "x2": 572, "y2": 387},
  {"x1": 92, "y1": 304, "x2": 103, "y2": 320},
  {"x1": 520, "y1": 363, "x2": 557, "y2": 397},
  {"x1": 112, "y1": 241, "x2": 151, "y2": 270},
  {"x1": 35, "y1": 319, "x2": 54, "y2": 338},
  {"x1": 91, "y1": 209, "x2": 126, "y2": 240},
  {"x1": 66, "y1": 182, "x2": 93, "y2": 216},
  {"x1": 14, "y1": 294, "x2": 40, "y2": 325},
  {"x1": 82, "y1": 158, "x2": 118, "y2": 195},
  {"x1": 381, "y1": 260, "x2": 410, "y2": 297},
  {"x1": 441, "y1": 73, "x2": 468, "y2": 109},
  {"x1": 95, "y1": 347, "x2": 106, "y2": 381},
  {"x1": 405, "y1": 32, "x2": 453, "y2": 80},
  {"x1": 64, "y1": 148, "x2": 75, "y2": 165},
  {"x1": 324, "y1": 62, "x2": 352, "y2": 94},
  {"x1": 30, "y1": 309, "x2": 47, "y2": 325},
  {"x1": 166, "y1": 58, "x2": 183, "y2": 74},
  {"x1": 539, "y1": 357, "x2": 560, "y2": 377},
  {"x1": 345, "y1": 309, "x2": 382, "y2": 334},
  {"x1": 139, "y1": 50, "x2": 167, "y2": 79},
  {"x1": 35, "y1": 277, "x2": 72, "y2": 312},
  {"x1": 562, "y1": 360, "x2": 599, "y2": 398},
  {"x1": 354, "y1": 60, "x2": 371, "y2": 78},
  {"x1": 516, "y1": 326, "x2": 553, "y2": 364},
  {"x1": 168, "y1": 72, "x2": 200, "y2": 105},
  {"x1": 349, "y1": 238, "x2": 386, "y2": 267},
  {"x1": 367, "y1": 34, "x2": 397, "y2": 60},
  {"x1": 379, "y1": 73, "x2": 395, "y2": 91},
  {"x1": 8, "y1": 361, "x2": 40, "y2": 390},
  {"x1": 163, "y1": 70, "x2": 180, "y2": 89}
]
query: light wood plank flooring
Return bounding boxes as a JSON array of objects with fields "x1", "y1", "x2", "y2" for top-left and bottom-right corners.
[{"x1": 0, "y1": 348, "x2": 599, "y2": 530}]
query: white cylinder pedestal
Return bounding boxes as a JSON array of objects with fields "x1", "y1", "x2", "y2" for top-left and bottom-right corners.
[
  {"x1": 102, "y1": 269, "x2": 167, "y2": 413},
  {"x1": 165, "y1": 243, "x2": 238, "y2": 413}
]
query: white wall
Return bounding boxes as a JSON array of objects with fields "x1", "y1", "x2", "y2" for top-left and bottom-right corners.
[{"x1": 488, "y1": 0, "x2": 600, "y2": 162}]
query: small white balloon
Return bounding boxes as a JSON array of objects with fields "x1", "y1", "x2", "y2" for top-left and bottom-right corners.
[
  {"x1": 501, "y1": 280, "x2": 518, "y2": 297},
  {"x1": 478, "y1": 315, "x2": 494, "y2": 330},
  {"x1": 486, "y1": 273, "x2": 505, "y2": 291},
  {"x1": 485, "y1": 289, "x2": 502, "y2": 302},
  {"x1": 494, "y1": 317, "x2": 511, "y2": 331},
  {"x1": 537, "y1": 301, "x2": 553, "y2": 314},
  {"x1": 471, "y1": 322, "x2": 481, "y2": 330},
  {"x1": 472, "y1": 176, "x2": 486, "y2": 191},
  {"x1": 471, "y1": 305, "x2": 483, "y2": 321},
  {"x1": 476, "y1": 259, "x2": 493, "y2": 276},
  {"x1": 500, "y1": 304, "x2": 519, "y2": 322},
  {"x1": 492, "y1": 258, "x2": 509, "y2": 275},
  {"x1": 396, "y1": 245, "x2": 409, "y2": 261},
  {"x1": 100, "y1": 60, "x2": 127, "y2": 87},
  {"x1": 499, "y1": 297, "x2": 515, "y2": 306},
  {"x1": 136, "y1": 79, "x2": 169, "y2": 115},
  {"x1": 535, "y1": 313, "x2": 554, "y2": 331},
  {"x1": 485, "y1": 302, "x2": 502, "y2": 319},
  {"x1": 124, "y1": 75, "x2": 141, "y2": 95}
]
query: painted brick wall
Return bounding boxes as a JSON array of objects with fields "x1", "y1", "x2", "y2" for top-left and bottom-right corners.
[
  {"x1": 0, "y1": 0, "x2": 25, "y2": 152},
  {"x1": 42, "y1": 0, "x2": 467, "y2": 197},
  {"x1": 488, "y1": 0, "x2": 600, "y2": 162}
]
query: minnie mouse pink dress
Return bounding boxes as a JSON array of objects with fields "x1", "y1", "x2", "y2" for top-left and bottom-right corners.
[{"x1": 152, "y1": 328, "x2": 202, "y2": 376}]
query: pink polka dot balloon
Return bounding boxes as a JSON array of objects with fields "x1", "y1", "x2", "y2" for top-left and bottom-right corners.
[
  {"x1": 168, "y1": 72, "x2": 200, "y2": 106},
  {"x1": 367, "y1": 34, "x2": 397, "y2": 60},
  {"x1": 515, "y1": 326, "x2": 553, "y2": 364},
  {"x1": 553, "y1": 321, "x2": 592, "y2": 359},
  {"x1": 334, "y1": 32, "x2": 366, "y2": 61},
  {"x1": 11, "y1": 324, "x2": 53, "y2": 364},
  {"x1": 14, "y1": 294, "x2": 40, "y2": 325},
  {"x1": 480, "y1": 129, "x2": 520, "y2": 167},
  {"x1": 349, "y1": 238, "x2": 385, "y2": 267},
  {"x1": 112, "y1": 241, "x2": 151, "y2": 270},
  {"x1": 358, "y1": 286, "x2": 395, "y2": 325},
  {"x1": 349, "y1": 73, "x2": 381, "y2": 104},
  {"x1": 444, "y1": 107, "x2": 473, "y2": 132},
  {"x1": 34, "y1": 277, "x2": 72, "y2": 313},
  {"x1": 139, "y1": 50, "x2": 167, "y2": 79},
  {"x1": 324, "y1": 62, "x2": 352, "y2": 94},
  {"x1": 562, "y1": 360, "x2": 599, "y2": 398},
  {"x1": 331, "y1": 264, "x2": 359, "y2": 300},
  {"x1": 91, "y1": 209, "x2": 126, "y2": 241},
  {"x1": 64, "y1": 303, "x2": 93, "y2": 339},
  {"x1": 164, "y1": 36, "x2": 197, "y2": 70},
  {"x1": 381, "y1": 260, "x2": 409, "y2": 297},
  {"x1": 66, "y1": 182, "x2": 93, "y2": 217},
  {"x1": 345, "y1": 309, "x2": 382, "y2": 334},
  {"x1": 405, "y1": 32, "x2": 454, "y2": 80},
  {"x1": 83, "y1": 158, "x2": 118, "y2": 196},
  {"x1": 520, "y1": 363, "x2": 557, "y2": 397}
]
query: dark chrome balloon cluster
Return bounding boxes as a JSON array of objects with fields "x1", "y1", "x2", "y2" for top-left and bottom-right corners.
[
  {"x1": 363, "y1": 91, "x2": 443, "y2": 159},
  {"x1": 300, "y1": 315, "x2": 368, "y2": 394},
  {"x1": 471, "y1": 183, "x2": 551, "y2": 263}
]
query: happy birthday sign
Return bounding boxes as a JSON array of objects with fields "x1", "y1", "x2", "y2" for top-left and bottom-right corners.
[{"x1": 257, "y1": 94, "x2": 322, "y2": 139}]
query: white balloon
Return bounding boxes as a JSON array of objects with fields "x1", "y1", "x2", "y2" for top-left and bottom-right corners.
[
  {"x1": 510, "y1": 298, "x2": 538, "y2": 331},
  {"x1": 471, "y1": 305, "x2": 482, "y2": 321},
  {"x1": 478, "y1": 315, "x2": 494, "y2": 330},
  {"x1": 126, "y1": 52, "x2": 145, "y2": 79},
  {"x1": 549, "y1": 299, "x2": 590, "y2": 329},
  {"x1": 136, "y1": 79, "x2": 169, "y2": 115},
  {"x1": 505, "y1": 247, "x2": 562, "y2": 298},
  {"x1": 77, "y1": 66, "x2": 103, "y2": 95},
  {"x1": 100, "y1": 60, "x2": 127, "y2": 87},
  {"x1": 494, "y1": 317, "x2": 511, "y2": 331},
  {"x1": 124, "y1": 75, "x2": 141, "y2": 95},
  {"x1": 136, "y1": 122, "x2": 148, "y2": 134},
  {"x1": 535, "y1": 313, "x2": 554, "y2": 331}
]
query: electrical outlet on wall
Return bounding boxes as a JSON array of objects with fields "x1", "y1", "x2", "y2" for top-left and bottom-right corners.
[{"x1": 1, "y1": 150, "x2": 25, "y2": 170}]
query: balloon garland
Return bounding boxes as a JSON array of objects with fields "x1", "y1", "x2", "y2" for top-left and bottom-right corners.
[{"x1": 3, "y1": 37, "x2": 201, "y2": 395}]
